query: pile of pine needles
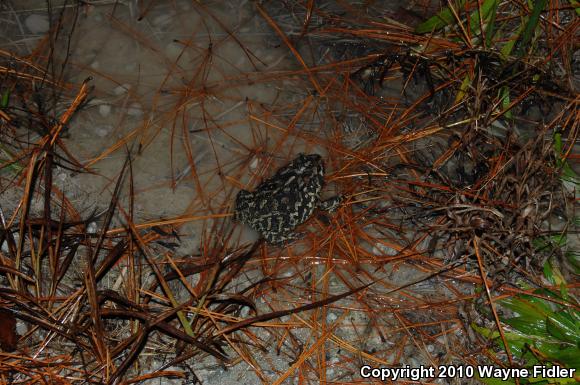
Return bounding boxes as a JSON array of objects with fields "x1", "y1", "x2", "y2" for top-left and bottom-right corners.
[{"x1": 0, "y1": 1, "x2": 577, "y2": 384}]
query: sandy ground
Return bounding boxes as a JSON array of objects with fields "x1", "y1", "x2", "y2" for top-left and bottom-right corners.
[{"x1": 0, "y1": 1, "x2": 514, "y2": 384}]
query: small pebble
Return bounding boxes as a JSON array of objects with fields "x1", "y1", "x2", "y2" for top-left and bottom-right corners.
[
  {"x1": 25, "y1": 14, "x2": 50, "y2": 34},
  {"x1": 249, "y1": 157, "x2": 259, "y2": 170},
  {"x1": 127, "y1": 102, "x2": 143, "y2": 117},
  {"x1": 2, "y1": 234, "x2": 19, "y2": 252},
  {"x1": 372, "y1": 242, "x2": 396, "y2": 256},
  {"x1": 87, "y1": 222, "x2": 98, "y2": 234},
  {"x1": 407, "y1": 357, "x2": 420, "y2": 367},
  {"x1": 328, "y1": 356, "x2": 340, "y2": 364},
  {"x1": 327, "y1": 312, "x2": 338, "y2": 323},
  {"x1": 95, "y1": 125, "x2": 112, "y2": 137},
  {"x1": 90, "y1": 61, "x2": 99, "y2": 69},
  {"x1": 153, "y1": 14, "x2": 172, "y2": 27},
  {"x1": 240, "y1": 306, "x2": 250, "y2": 318},
  {"x1": 15, "y1": 320, "x2": 27, "y2": 336},
  {"x1": 98, "y1": 104, "x2": 111, "y2": 117}
]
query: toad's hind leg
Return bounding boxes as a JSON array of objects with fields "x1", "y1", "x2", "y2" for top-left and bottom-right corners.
[
  {"x1": 263, "y1": 231, "x2": 302, "y2": 246},
  {"x1": 318, "y1": 196, "x2": 342, "y2": 212}
]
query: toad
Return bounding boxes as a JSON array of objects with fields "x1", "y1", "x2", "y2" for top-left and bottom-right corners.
[{"x1": 234, "y1": 153, "x2": 341, "y2": 245}]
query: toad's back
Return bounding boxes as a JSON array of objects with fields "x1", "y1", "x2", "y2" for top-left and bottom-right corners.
[{"x1": 234, "y1": 154, "x2": 325, "y2": 244}]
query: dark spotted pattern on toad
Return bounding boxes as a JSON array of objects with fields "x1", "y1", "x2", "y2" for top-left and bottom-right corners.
[{"x1": 234, "y1": 153, "x2": 340, "y2": 245}]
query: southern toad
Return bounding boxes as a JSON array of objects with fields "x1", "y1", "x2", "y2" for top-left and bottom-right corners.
[{"x1": 234, "y1": 153, "x2": 340, "y2": 245}]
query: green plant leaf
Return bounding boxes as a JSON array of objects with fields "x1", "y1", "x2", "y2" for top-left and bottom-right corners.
[
  {"x1": 528, "y1": 371, "x2": 576, "y2": 385},
  {"x1": 0, "y1": 89, "x2": 9, "y2": 108},
  {"x1": 568, "y1": 306, "x2": 580, "y2": 324},
  {"x1": 500, "y1": 23, "x2": 524, "y2": 58},
  {"x1": 560, "y1": 162, "x2": 580, "y2": 185},
  {"x1": 467, "y1": 0, "x2": 499, "y2": 36},
  {"x1": 533, "y1": 234, "x2": 567, "y2": 252},
  {"x1": 515, "y1": 0, "x2": 548, "y2": 57},
  {"x1": 543, "y1": 260, "x2": 555, "y2": 285},
  {"x1": 534, "y1": 342, "x2": 580, "y2": 368},
  {"x1": 484, "y1": 0, "x2": 500, "y2": 46},
  {"x1": 568, "y1": 0, "x2": 580, "y2": 16},
  {"x1": 473, "y1": 262, "x2": 580, "y2": 380},
  {"x1": 499, "y1": 85, "x2": 512, "y2": 119},
  {"x1": 472, "y1": 323, "x2": 498, "y2": 337},
  {"x1": 553, "y1": 132, "x2": 580, "y2": 185},
  {"x1": 499, "y1": 296, "x2": 553, "y2": 319},
  {"x1": 455, "y1": 74, "x2": 472, "y2": 103},
  {"x1": 504, "y1": 316, "x2": 548, "y2": 336},
  {"x1": 543, "y1": 261, "x2": 568, "y2": 298},
  {"x1": 535, "y1": 288, "x2": 572, "y2": 307},
  {"x1": 415, "y1": 0, "x2": 465, "y2": 33},
  {"x1": 566, "y1": 251, "x2": 580, "y2": 275},
  {"x1": 546, "y1": 313, "x2": 580, "y2": 343},
  {"x1": 554, "y1": 132, "x2": 564, "y2": 161},
  {"x1": 538, "y1": 349, "x2": 580, "y2": 372}
]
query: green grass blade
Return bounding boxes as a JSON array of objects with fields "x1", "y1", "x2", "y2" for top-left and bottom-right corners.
[
  {"x1": 501, "y1": 23, "x2": 524, "y2": 58},
  {"x1": 567, "y1": 0, "x2": 580, "y2": 16},
  {"x1": 499, "y1": 85, "x2": 512, "y2": 119},
  {"x1": 0, "y1": 89, "x2": 9, "y2": 108},
  {"x1": 515, "y1": 0, "x2": 548, "y2": 57},
  {"x1": 485, "y1": 0, "x2": 500, "y2": 46},
  {"x1": 553, "y1": 133, "x2": 580, "y2": 185},
  {"x1": 415, "y1": 0, "x2": 466, "y2": 33},
  {"x1": 566, "y1": 251, "x2": 580, "y2": 274},
  {"x1": 468, "y1": 0, "x2": 499, "y2": 36}
]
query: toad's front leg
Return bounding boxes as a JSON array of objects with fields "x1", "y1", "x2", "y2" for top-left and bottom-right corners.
[{"x1": 318, "y1": 196, "x2": 343, "y2": 213}]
